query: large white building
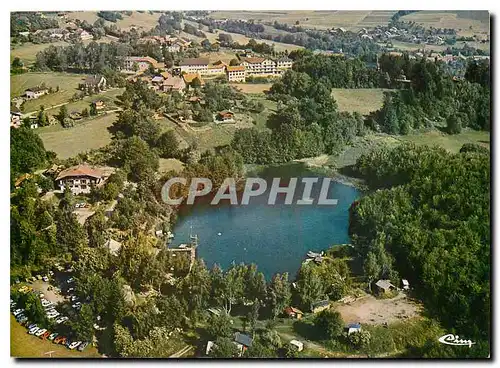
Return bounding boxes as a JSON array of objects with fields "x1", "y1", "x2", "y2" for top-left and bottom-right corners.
[
  {"x1": 179, "y1": 58, "x2": 210, "y2": 75},
  {"x1": 122, "y1": 56, "x2": 160, "y2": 74}
]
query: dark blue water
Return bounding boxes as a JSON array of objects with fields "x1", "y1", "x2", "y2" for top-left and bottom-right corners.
[{"x1": 171, "y1": 163, "x2": 360, "y2": 279}]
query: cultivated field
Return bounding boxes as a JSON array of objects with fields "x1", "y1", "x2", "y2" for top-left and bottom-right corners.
[
  {"x1": 10, "y1": 315, "x2": 101, "y2": 358},
  {"x1": 66, "y1": 11, "x2": 160, "y2": 32},
  {"x1": 400, "y1": 11, "x2": 490, "y2": 38},
  {"x1": 38, "y1": 112, "x2": 117, "y2": 159},
  {"x1": 208, "y1": 10, "x2": 396, "y2": 31},
  {"x1": 331, "y1": 88, "x2": 388, "y2": 115},
  {"x1": 44, "y1": 88, "x2": 125, "y2": 116}
]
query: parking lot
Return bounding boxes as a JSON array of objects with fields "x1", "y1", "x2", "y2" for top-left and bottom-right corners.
[{"x1": 30, "y1": 280, "x2": 65, "y2": 304}]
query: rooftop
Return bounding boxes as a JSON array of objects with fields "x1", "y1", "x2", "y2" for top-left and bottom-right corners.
[
  {"x1": 179, "y1": 58, "x2": 210, "y2": 66},
  {"x1": 227, "y1": 65, "x2": 245, "y2": 72},
  {"x1": 234, "y1": 332, "x2": 253, "y2": 347},
  {"x1": 56, "y1": 164, "x2": 103, "y2": 181}
]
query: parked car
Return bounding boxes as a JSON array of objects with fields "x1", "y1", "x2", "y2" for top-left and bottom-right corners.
[
  {"x1": 55, "y1": 316, "x2": 69, "y2": 324},
  {"x1": 13, "y1": 309, "x2": 24, "y2": 317},
  {"x1": 27, "y1": 323, "x2": 37, "y2": 330},
  {"x1": 54, "y1": 336, "x2": 67, "y2": 344},
  {"x1": 47, "y1": 312, "x2": 60, "y2": 319},
  {"x1": 77, "y1": 342, "x2": 89, "y2": 352},
  {"x1": 35, "y1": 328, "x2": 47, "y2": 337},
  {"x1": 72, "y1": 302, "x2": 82, "y2": 309},
  {"x1": 42, "y1": 276, "x2": 49, "y2": 282},
  {"x1": 67, "y1": 278, "x2": 74, "y2": 284},
  {"x1": 70, "y1": 296, "x2": 78, "y2": 302},
  {"x1": 69, "y1": 341, "x2": 82, "y2": 350},
  {"x1": 28, "y1": 326, "x2": 40, "y2": 335},
  {"x1": 67, "y1": 287, "x2": 74, "y2": 292},
  {"x1": 48, "y1": 332, "x2": 59, "y2": 341},
  {"x1": 40, "y1": 331, "x2": 51, "y2": 339}
]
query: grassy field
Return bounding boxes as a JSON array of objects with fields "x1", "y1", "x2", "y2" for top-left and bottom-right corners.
[
  {"x1": 10, "y1": 315, "x2": 101, "y2": 358},
  {"x1": 398, "y1": 129, "x2": 490, "y2": 153},
  {"x1": 11, "y1": 72, "x2": 85, "y2": 110},
  {"x1": 10, "y1": 41, "x2": 68, "y2": 65},
  {"x1": 159, "y1": 158, "x2": 185, "y2": 174},
  {"x1": 208, "y1": 10, "x2": 395, "y2": 31},
  {"x1": 331, "y1": 88, "x2": 388, "y2": 115},
  {"x1": 38, "y1": 112, "x2": 116, "y2": 159},
  {"x1": 66, "y1": 11, "x2": 160, "y2": 32},
  {"x1": 400, "y1": 11, "x2": 490, "y2": 38},
  {"x1": 44, "y1": 88, "x2": 125, "y2": 116}
]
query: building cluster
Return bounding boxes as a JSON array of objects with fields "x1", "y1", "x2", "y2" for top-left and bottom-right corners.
[
  {"x1": 25, "y1": 22, "x2": 93, "y2": 42},
  {"x1": 138, "y1": 35, "x2": 192, "y2": 53},
  {"x1": 174, "y1": 55, "x2": 293, "y2": 82}
]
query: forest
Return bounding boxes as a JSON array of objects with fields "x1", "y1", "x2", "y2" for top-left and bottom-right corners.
[{"x1": 349, "y1": 142, "x2": 490, "y2": 357}]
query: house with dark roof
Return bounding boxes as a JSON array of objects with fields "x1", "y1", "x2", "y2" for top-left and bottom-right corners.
[
  {"x1": 80, "y1": 75, "x2": 107, "y2": 91},
  {"x1": 234, "y1": 332, "x2": 253, "y2": 355},
  {"x1": 55, "y1": 164, "x2": 105, "y2": 194},
  {"x1": 216, "y1": 110, "x2": 235, "y2": 123}
]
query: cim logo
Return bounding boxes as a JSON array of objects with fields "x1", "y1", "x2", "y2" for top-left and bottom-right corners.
[{"x1": 438, "y1": 334, "x2": 475, "y2": 348}]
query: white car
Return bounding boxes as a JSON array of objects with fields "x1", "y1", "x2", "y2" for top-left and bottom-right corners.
[
  {"x1": 70, "y1": 296, "x2": 78, "y2": 302},
  {"x1": 55, "y1": 316, "x2": 69, "y2": 324},
  {"x1": 41, "y1": 299, "x2": 51, "y2": 307},
  {"x1": 47, "y1": 312, "x2": 60, "y2": 319},
  {"x1": 28, "y1": 326, "x2": 40, "y2": 335},
  {"x1": 67, "y1": 278, "x2": 74, "y2": 284},
  {"x1": 13, "y1": 309, "x2": 24, "y2": 316},
  {"x1": 35, "y1": 328, "x2": 47, "y2": 337},
  {"x1": 72, "y1": 302, "x2": 82, "y2": 308},
  {"x1": 69, "y1": 341, "x2": 82, "y2": 350},
  {"x1": 42, "y1": 276, "x2": 49, "y2": 282}
]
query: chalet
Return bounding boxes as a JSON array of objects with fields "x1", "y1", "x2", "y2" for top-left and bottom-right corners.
[
  {"x1": 179, "y1": 58, "x2": 210, "y2": 75},
  {"x1": 55, "y1": 164, "x2": 104, "y2": 194},
  {"x1": 92, "y1": 99, "x2": 105, "y2": 110},
  {"x1": 80, "y1": 75, "x2": 107, "y2": 90},
  {"x1": 284, "y1": 306, "x2": 303, "y2": 319},
  {"x1": 25, "y1": 86, "x2": 49, "y2": 99},
  {"x1": 311, "y1": 300, "x2": 330, "y2": 313},
  {"x1": 345, "y1": 323, "x2": 362, "y2": 335},
  {"x1": 216, "y1": 110, "x2": 234, "y2": 123},
  {"x1": 276, "y1": 56, "x2": 293, "y2": 71},
  {"x1": 226, "y1": 65, "x2": 246, "y2": 82},
  {"x1": 375, "y1": 279, "x2": 396, "y2": 294}
]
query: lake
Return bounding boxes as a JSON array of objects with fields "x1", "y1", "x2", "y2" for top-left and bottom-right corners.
[{"x1": 171, "y1": 163, "x2": 360, "y2": 279}]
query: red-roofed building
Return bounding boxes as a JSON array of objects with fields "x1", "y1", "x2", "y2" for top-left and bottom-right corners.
[{"x1": 55, "y1": 164, "x2": 104, "y2": 194}]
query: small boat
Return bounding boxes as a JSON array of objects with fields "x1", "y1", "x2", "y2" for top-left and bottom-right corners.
[{"x1": 217, "y1": 232, "x2": 222, "y2": 236}]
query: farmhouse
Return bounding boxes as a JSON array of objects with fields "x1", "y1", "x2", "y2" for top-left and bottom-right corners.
[
  {"x1": 25, "y1": 86, "x2": 49, "y2": 99},
  {"x1": 80, "y1": 75, "x2": 107, "y2": 90},
  {"x1": 55, "y1": 164, "x2": 105, "y2": 194},
  {"x1": 226, "y1": 65, "x2": 246, "y2": 82}
]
